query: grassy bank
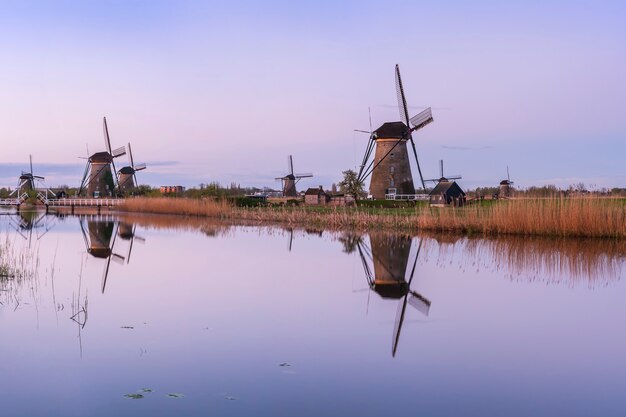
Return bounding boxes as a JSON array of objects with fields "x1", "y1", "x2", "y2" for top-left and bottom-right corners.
[{"x1": 118, "y1": 197, "x2": 626, "y2": 238}]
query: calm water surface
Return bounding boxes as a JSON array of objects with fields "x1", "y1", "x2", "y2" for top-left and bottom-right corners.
[{"x1": 0, "y1": 211, "x2": 625, "y2": 417}]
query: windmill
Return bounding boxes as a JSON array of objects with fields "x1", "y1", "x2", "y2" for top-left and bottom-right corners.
[
  {"x1": 356, "y1": 64, "x2": 434, "y2": 200},
  {"x1": 425, "y1": 160, "x2": 462, "y2": 184},
  {"x1": 78, "y1": 117, "x2": 126, "y2": 198},
  {"x1": 274, "y1": 155, "x2": 313, "y2": 197},
  {"x1": 117, "y1": 143, "x2": 147, "y2": 194},
  {"x1": 498, "y1": 166, "x2": 514, "y2": 198},
  {"x1": 79, "y1": 217, "x2": 125, "y2": 293},
  {"x1": 9, "y1": 155, "x2": 53, "y2": 199},
  {"x1": 355, "y1": 234, "x2": 431, "y2": 357}
]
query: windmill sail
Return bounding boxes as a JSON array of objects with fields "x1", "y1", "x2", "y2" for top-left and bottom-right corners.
[
  {"x1": 409, "y1": 107, "x2": 434, "y2": 131},
  {"x1": 395, "y1": 64, "x2": 410, "y2": 126}
]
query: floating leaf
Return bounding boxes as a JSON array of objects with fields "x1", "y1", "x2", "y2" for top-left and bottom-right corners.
[
  {"x1": 279, "y1": 362, "x2": 291, "y2": 367},
  {"x1": 123, "y1": 393, "x2": 144, "y2": 400},
  {"x1": 120, "y1": 326, "x2": 134, "y2": 329},
  {"x1": 224, "y1": 396, "x2": 238, "y2": 401},
  {"x1": 166, "y1": 393, "x2": 185, "y2": 398},
  {"x1": 139, "y1": 388, "x2": 153, "y2": 393}
]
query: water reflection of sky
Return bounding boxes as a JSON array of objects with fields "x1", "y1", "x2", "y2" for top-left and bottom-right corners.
[{"x1": 0, "y1": 212, "x2": 625, "y2": 417}]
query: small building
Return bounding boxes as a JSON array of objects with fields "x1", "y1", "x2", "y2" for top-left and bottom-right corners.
[
  {"x1": 305, "y1": 186, "x2": 330, "y2": 205},
  {"x1": 429, "y1": 181, "x2": 466, "y2": 207},
  {"x1": 160, "y1": 185, "x2": 185, "y2": 194},
  {"x1": 328, "y1": 193, "x2": 356, "y2": 207}
]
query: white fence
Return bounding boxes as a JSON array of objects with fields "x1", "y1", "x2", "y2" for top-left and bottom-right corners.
[{"x1": 385, "y1": 193, "x2": 429, "y2": 201}]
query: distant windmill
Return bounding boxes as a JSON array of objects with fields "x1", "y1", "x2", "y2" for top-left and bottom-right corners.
[
  {"x1": 356, "y1": 64, "x2": 434, "y2": 199},
  {"x1": 78, "y1": 117, "x2": 126, "y2": 197},
  {"x1": 499, "y1": 166, "x2": 514, "y2": 198},
  {"x1": 356, "y1": 234, "x2": 431, "y2": 357},
  {"x1": 79, "y1": 217, "x2": 125, "y2": 293},
  {"x1": 9, "y1": 155, "x2": 52, "y2": 199},
  {"x1": 117, "y1": 143, "x2": 147, "y2": 193},
  {"x1": 425, "y1": 160, "x2": 462, "y2": 184},
  {"x1": 274, "y1": 155, "x2": 313, "y2": 197}
]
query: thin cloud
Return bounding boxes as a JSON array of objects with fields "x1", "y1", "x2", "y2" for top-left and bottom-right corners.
[
  {"x1": 377, "y1": 104, "x2": 451, "y2": 111},
  {"x1": 441, "y1": 145, "x2": 495, "y2": 151},
  {"x1": 145, "y1": 160, "x2": 180, "y2": 167}
]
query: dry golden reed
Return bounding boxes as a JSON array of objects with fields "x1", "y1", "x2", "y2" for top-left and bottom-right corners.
[
  {"x1": 417, "y1": 197, "x2": 625, "y2": 238},
  {"x1": 118, "y1": 197, "x2": 626, "y2": 238}
]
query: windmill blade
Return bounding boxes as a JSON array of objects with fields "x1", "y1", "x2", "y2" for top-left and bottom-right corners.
[
  {"x1": 29, "y1": 155, "x2": 33, "y2": 176},
  {"x1": 101, "y1": 255, "x2": 112, "y2": 294},
  {"x1": 408, "y1": 133, "x2": 426, "y2": 191},
  {"x1": 79, "y1": 218, "x2": 90, "y2": 249},
  {"x1": 126, "y1": 225, "x2": 137, "y2": 263},
  {"x1": 368, "y1": 106, "x2": 372, "y2": 132},
  {"x1": 111, "y1": 253, "x2": 126, "y2": 265},
  {"x1": 288, "y1": 155, "x2": 294, "y2": 176},
  {"x1": 409, "y1": 107, "x2": 434, "y2": 131},
  {"x1": 133, "y1": 163, "x2": 147, "y2": 171},
  {"x1": 395, "y1": 64, "x2": 410, "y2": 126},
  {"x1": 294, "y1": 173, "x2": 313, "y2": 178},
  {"x1": 103, "y1": 117, "x2": 112, "y2": 154},
  {"x1": 354, "y1": 129, "x2": 371, "y2": 134},
  {"x1": 287, "y1": 229, "x2": 293, "y2": 252},
  {"x1": 392, "y1": 293, "x2": 409, "y2": 358},
  {"x1": 507, "y1": 166, "x2": 511, "y2": 182},
  {"x1": 77, "y1": 161, "x2": 91, "y2": 196},
  {"x1": 408, "y1": 292, "x2": 431, "y2": 316},
  {"x1": 127, "y1": 142, "x2": 135, "y2": 168},
  {"x1": 111, "y1": 146, "x2": 126, "y2": 158}
]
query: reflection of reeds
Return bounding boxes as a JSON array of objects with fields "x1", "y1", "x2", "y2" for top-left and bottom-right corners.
[
  {"x1": 422, "y1": 234, "x2": 625, "y2": 287},
  {"x1": 119, "y1": 197, "x2": 626, "y2": 238}
]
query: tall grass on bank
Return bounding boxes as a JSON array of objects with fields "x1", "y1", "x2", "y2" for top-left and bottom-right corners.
[
  {"x1": 118, "y1": 197, "x2": 626, "y2": 238},
  {"x1": 419, "y1": 197, "x2": 625, "y2": 238},
  {"x1": 120, "y1": 197, "x2": 232, "y2": 218}
]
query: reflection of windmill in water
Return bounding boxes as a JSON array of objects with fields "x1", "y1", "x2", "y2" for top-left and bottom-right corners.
[
  {"x1": 355, "y1": 234, "x2": 431, "y2": 357},
  {"x1": 78, "y1": 117, "x2": 126, "y2": 197},
  {"x1": 117, "y1": 221, "x2": 146, "y2": 263},
  {"x1": 275, "y1": 155, "x2": 313, "y2": 197},
  {"x1": 79, "y1": 217, "x2": 126, "y2": 293},
  {"x1": 10, "y1": 211, "x2": 55, "y2": 245}
]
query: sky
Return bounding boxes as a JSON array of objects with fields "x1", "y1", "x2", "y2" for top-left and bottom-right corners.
[{"x1": 0, "y1": 0, "x2": 624, "y2": 191}]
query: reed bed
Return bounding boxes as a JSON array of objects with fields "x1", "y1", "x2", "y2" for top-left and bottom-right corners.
[
  {"x1": 418, "y1": 197, "x2": 626, "y2": 238},
  {"x1": 118, "y1": 197, "x2": 626, "y2": 238}
]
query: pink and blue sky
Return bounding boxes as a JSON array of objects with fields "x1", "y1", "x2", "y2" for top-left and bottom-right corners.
[{"x1": 1, "y1": 0, "x2": 624, "y2": 190}]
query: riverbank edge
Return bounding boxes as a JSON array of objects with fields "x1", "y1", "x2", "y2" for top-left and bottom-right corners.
[{"x1": 111, "y1": 197, "x2": 626, "y2": 239}]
